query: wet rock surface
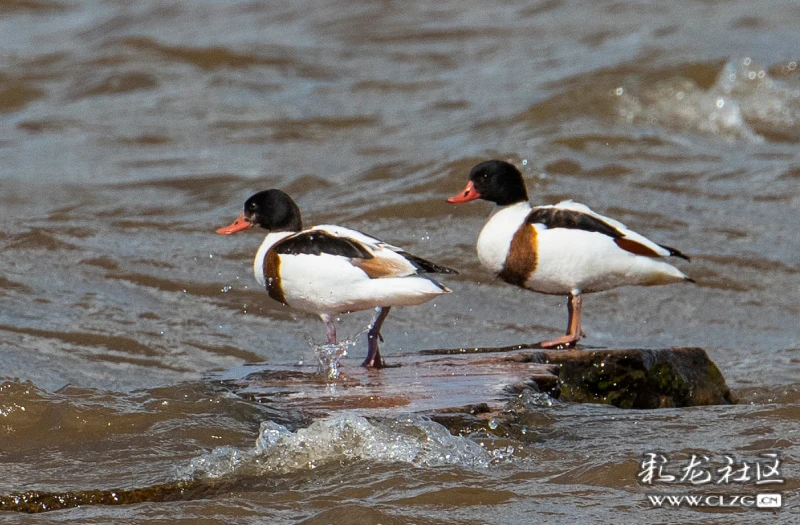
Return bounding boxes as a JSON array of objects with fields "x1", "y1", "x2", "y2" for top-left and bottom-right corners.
[{"x1": 220, "y1": 345, "x2": 734, "y2": 416}]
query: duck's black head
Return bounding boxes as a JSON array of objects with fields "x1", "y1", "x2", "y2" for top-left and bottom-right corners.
[
  {"x1": 216, "y1": 189, "x2": 303, "y2": 235},
  {"x1": 447, "y1": 160, "x2": 529, "y2": 206}
]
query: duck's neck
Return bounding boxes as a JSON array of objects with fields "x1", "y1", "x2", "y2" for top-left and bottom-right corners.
[{"x1": 489, "y1": 200, "x2": 531, "y2": 218}]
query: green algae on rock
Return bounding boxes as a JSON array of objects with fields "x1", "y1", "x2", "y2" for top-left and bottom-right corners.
[{"x1": 518, "y1": 347, "x2": 736, "y2": 408}]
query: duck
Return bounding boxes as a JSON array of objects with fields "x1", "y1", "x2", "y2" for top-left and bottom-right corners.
[
  {"x1": 447, "y1": 160, "x2": 693, "y2": 349},
  {"x1": 216, "y1": 189, "x2": 456, "y2": 368}
]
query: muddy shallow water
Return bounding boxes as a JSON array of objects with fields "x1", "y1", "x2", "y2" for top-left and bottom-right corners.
[{"x1": 1, "y1": 0, "x2": 799, "y2": 522}]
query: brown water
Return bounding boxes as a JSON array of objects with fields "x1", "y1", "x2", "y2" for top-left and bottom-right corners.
[{"x1": 2, "y1": 0, "x2": 799, "y2": 522}]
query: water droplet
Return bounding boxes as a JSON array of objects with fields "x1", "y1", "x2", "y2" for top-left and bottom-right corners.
[{"x1": 615, "y1": 87, "x2": 624, "y2": 96}]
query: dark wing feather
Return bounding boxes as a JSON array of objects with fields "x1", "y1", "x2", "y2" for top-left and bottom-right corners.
[
  {"x1": 274, "y1": 231, "x2": 374, "y2": 259},
  {"x1": 657, "y1": 243, "x2": 691, "y2": 261},
  {"x1": 395, "y1": 251, "x2": 458, "y2": 274},
  {"x1": 526, "y1": 208, "x2": 623, "y2": 238}
]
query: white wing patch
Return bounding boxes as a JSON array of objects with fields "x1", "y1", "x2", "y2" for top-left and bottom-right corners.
[{"x1": 546, "y1": 200, "x2": 671, "y2": 258}]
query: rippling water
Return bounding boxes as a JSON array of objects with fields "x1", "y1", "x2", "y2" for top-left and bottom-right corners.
[{"x1": 1, "y1": 0, "x2": 799, "y2": 522}]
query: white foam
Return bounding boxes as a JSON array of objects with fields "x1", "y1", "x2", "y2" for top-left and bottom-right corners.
[{"x1": 180, "y1": 414, "x2": 493, "y2": 480}]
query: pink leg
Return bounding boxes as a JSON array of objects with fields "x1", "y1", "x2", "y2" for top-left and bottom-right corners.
[
  {"x1": 321, "y1": 314, "x2": 337, "y2": 344},
  {"x1": 539, "y1": 293, "x2": 584, "y2": 349}
]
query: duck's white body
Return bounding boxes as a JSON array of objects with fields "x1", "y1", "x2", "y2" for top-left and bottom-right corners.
[
  {"x1": 253, "y1": 225, "x2": 450, "y2": 316},
  {"x1": 477, "y1": 200, "x2": 688, "y2": 295}
]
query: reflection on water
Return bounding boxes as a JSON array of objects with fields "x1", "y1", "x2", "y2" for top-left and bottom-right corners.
[{"x1": 1, "y1": 0, "x2": 799, "y2": 522}]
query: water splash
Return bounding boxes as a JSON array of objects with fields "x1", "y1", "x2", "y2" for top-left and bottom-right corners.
[
  {"x1": 520, "y1": 388, "x2": 555, "y2": 408},
  {"x1": 312, "y1": 342, "x2": 348, "y2": 379},
  {"x1": 180, "y1": 414, "x2": 493, "y2": 480},
  {"x1": 506, "y1": 387, "x2": 555, "y2": 411},
  {"x1": 616, "y1": 73, "x2": 759, "y2": 141},
  {"x1": 306, "y1": 324, "x2": 370, "y2": 379},
  {"x1": 614, "y1": 57, "x2": 800, "y2": 141},
  {"x1": 182, "y1": 446, "x2": 245, "y2": 479},
  {"x1": 717, "y1": 57, "x2": 800, "y2": 133}
]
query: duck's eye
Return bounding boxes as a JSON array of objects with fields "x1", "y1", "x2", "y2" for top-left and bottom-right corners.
[
  {"x1": 248, "y1": 202, "x2": 258, "y2": 211},
  {"x1": 482, "y1": 173, "x2": 489, "y2": 179}
]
